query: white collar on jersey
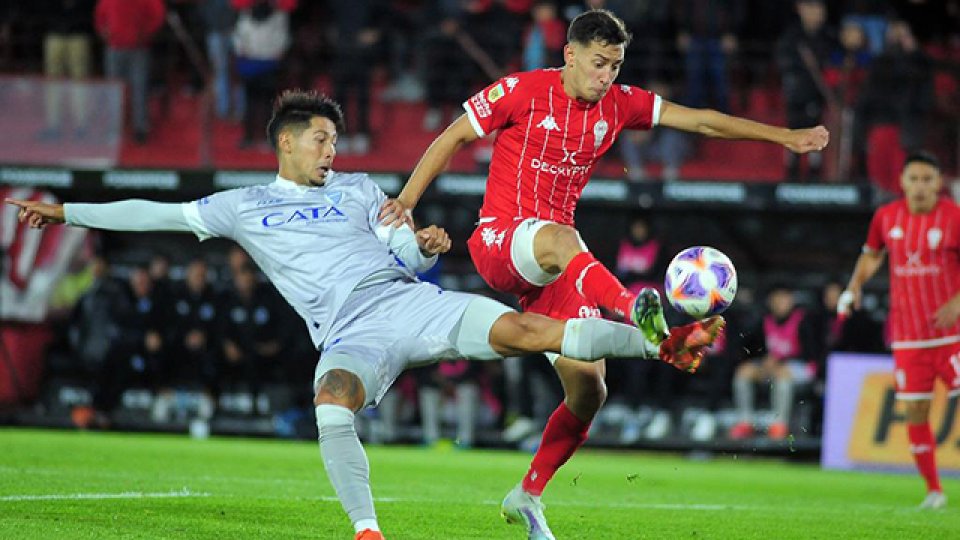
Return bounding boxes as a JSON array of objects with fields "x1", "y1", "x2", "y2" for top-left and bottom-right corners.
[{"x1": 273, "y1": 173, "x2": 332, "y2": 191}]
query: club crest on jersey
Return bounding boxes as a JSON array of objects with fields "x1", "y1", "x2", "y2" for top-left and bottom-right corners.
[
  {"x1": 928, "y1": 228, "x2": 943, "y2": 249},
  {"x1": 538, "y1": 115, "x2": 559, "y2": 131},
  {"x1": 593, "y1": 119, "x2": 608, "y2": 150},
  {"x1": 505, "y1": 77, "x2": 519, "y2": 92},
  {"x1": 487, "y1": 83, "x2": 505, "y2": 103},
  {"x1": 889, "y1": 226, "x2": 904, "y2": 240},
  {"x1": 325, "y1": 190, "x2": 343, "y2": 205}
]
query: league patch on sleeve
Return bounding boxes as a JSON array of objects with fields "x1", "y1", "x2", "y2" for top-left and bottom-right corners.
[{"x1": 487, "y1": 83, "x2": 505, "y2": 103}]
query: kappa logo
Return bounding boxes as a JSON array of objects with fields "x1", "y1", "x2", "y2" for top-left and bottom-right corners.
[
  {"x1": 505, "y1": 77, "x2": 519, "y2": 92},
  {"x1": 620, "y1": 84, "x2": 632, "y2": 95},
  {"x1": 889, "y1": 226, "x2": 904, "y2": 240},
  {"x1": 561, "y1": 147, "x2": 578, "y2": 165},
  {"x1": 537, "y1": 115, "x2": 559, "y2": 131}
]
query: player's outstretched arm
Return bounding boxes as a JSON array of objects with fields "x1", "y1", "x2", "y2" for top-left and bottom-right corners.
[
  {"x1": 657, "y1": 100, "x2": 829, "y2": 153},
  {"x1": 5, "y1": 198, "x2": 194, "y2": 233},
  {"x1": 380, "y1": 114, "x2": 480, "y2": 226},
  {"x1": 838, "y1": 249, "x2": 885, "y2": 316}
]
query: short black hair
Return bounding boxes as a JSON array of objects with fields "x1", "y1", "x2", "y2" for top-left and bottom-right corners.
[
  {"x1": 266, "y1": 89, "x2": 344, "y2": 151},
  {"x1": 904, "y1": 150, "x2": 940, "y2": 171},
  {"x1": 567, "y1": 9, "x2": 632, "y2": 47}
]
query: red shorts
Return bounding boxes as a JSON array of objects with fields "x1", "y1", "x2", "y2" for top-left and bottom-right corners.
[
  {"x1": 466, "y1": 217, "x2": 600, "y2": 321},
  {"x1": 892, "y1": 342, "x2": 960, "y2": 399}
]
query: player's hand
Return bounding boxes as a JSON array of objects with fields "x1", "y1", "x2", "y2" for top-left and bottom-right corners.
[
  {"x1": 379, "y1": 198, "x2": 414, "y2": 228},
  {"x1": 837, "y1": 289, "x2": 859, "y2": 318},
  {"x1": 4, "y1": 198, "x2": 65, "y2": 229},
  {"x1": 785, "y1": 125, "x2": 829, "y2": 154},
  {"x1": 416, "y1": 225, "x2": 451, "y2": 256},
  {"x1": 933, "y1": 298, "x2": 960, "y2": 329}
]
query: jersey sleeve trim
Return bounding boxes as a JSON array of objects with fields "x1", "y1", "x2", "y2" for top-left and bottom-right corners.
[
  {"x1": 462, "y1": 102, "x2": 486, "y2": 138},
  {"x1": 182, "y1": 201, "x2": 213, "y2": 241},
  {"x1": 652, "y1": 94, "x2": 662, "y2": 126}
]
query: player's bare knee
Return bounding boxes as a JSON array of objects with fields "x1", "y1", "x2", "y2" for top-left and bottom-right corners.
[
  {"x1": 314, "y1": 369, "x2": 366, "y2": 412},
  {"x1": 904, "y1": 400, "x2": 931, "y2": 423},
  {"x1": 535, "y1": 223, "x2": 583, "y2": 271}
]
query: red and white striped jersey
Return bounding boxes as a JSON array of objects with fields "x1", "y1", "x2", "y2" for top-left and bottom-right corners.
[
  {"x1": 865, "y1": 197, "x2": 960, "y2": 349},
  {"x1": 462, "y1": 69, "x2": 660, "y2": 225}
]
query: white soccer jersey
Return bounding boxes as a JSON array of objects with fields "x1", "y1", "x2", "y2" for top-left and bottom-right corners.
[{"x1": 181, "y1": 173, "x2": 435, "y2": 348}]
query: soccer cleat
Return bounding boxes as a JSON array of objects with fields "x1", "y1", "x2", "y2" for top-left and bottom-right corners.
[
  {"x1": 631, "y1": 288, "x2": 670, "y2": 345},
  {"x1": 355, "y1": 529, "x2": 385, "y2": 540},
  {"x1": 658, "y1": 316, "x2": 725, "y2": 373},
  {"x1": 919, "y1": 491, "x2": 947, "y2": 510},
  {"x1": 501, "y1": 484, "x2": 556, "y2": 540}
]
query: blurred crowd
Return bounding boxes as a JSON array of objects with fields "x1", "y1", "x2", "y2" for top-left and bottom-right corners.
[
  {"x1": 17, "y1": 211, "x2": 892, "y2": 448},
  {"x1": 0, "y1": 0, "x2": 956, "y2": 184}
]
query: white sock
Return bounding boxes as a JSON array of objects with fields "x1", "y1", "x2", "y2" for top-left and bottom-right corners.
[
  {"x1": 355, "y1": 519, "x2": 379, "y2": 533},
  {"x1": 560, "y1": 318, "x2": 658, "y2": 361}
]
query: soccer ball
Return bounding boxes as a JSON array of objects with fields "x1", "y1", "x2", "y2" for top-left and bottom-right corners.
[{"x1": 664, "y1": 246, "x2": 737, "y2": 319}]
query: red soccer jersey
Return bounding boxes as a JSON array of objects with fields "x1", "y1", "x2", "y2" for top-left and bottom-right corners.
[
  {"x1": 463, "y1": 69, "x2": 660, "y2": 225},
  {"x1": 865, "y1": 197, "x2": 960, "y2": 348}
]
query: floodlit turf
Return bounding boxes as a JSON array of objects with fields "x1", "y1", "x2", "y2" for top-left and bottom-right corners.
[{"x1": 0, "y1": 428, "x2": 956, "y2": 539}]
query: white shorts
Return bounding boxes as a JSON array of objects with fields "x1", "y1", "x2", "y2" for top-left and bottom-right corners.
[{"x1": 313, "y1": 279, "x2": 512, "y2": 408}]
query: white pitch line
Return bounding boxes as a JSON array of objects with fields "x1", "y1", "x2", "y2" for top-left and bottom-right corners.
[
  {"x1": 0, "y1": 488, "x2": 210, "y2": 502},
  {"x1": 313, "y1": 496, "x2": 743, "y2": 512}
]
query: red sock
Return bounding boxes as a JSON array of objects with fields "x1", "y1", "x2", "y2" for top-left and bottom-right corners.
[
  {"x1": 521, "y1": 403, "x2": 590, "y2": 496},
  {"x1": 907, "y1": 423, "x2": 942, "y2": 493},
  {"x1": 564, "y1": 252, "x2": 635, "y2": 318}
]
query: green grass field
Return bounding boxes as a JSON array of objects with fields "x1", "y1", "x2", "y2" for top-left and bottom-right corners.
[{"x1": 0, "y1": 428, "x2": 956, "y2": 539}]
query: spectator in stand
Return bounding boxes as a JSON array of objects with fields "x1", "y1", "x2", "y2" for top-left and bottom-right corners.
[
  {"x1": 824, "y1": 19, "x2": 872, "y2": 107},
  {"x1": 522, "y1": 1, "x2": 566, "y2": 72},
  {"x1": 421, "y1": 2, "x2": 475, "y2": 132},
  {"x1": 615, "y1": 215, "x2": 665, "y2": 293},
  {"x1": 197, "y1": 0, "x2": 237, "y2": 119},
  {"x1": 218, "y1": 263, "x2": 284, "y2": 415},
  {"x1": 153, "y1": 257, "x2": 218, "y2": 422},
  {"x1": 416, "y1": 360, "x2": 481, "y2": 448},
  {"x1": 231, "y1": 0, "x2": 295, "y2": 148},
  {"x1": 855, "y1": 20, "x2": 934, "y2": 193},
  {"x1": 618, "y1": 81, "x2": 691, "y2": 181},
  {"x1": 39, "y1": 0, "x2": 95, "y2": 141},
  {"x1": 330, "y1": 0, "x2": 384, "y2": 155},
  {"x1": 730, "y1": 285, "x2": 819, "y2": 440},
  {"x1": 673, "y1": 0, "x2": 745, "y2": 112},
  {"x1": 89, "y1": 266, "x2": 168, "y2": 426},
  {"x1": 65, "y1": 255, "x2": 129, "y2": 427},
  {"x1": 776, "y1": 0, "x2": 837, "y2": 181},
  {"x1": 147, "y1": 252, "x2": 172, "y2": 299},
  {"x1": 95, "y1": 0, "x2": 166, "y2": 144}
]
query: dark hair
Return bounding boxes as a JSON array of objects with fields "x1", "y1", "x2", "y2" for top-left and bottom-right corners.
[
  {"x1": 904, "y1": 150, "x2": 940, "y2": 171},
  {"x1": 567, "y1": 9, "x2": 631, "y2": 47},
  {"x1": 266, "y1": 89, "x2": 344, "y2": 151}
]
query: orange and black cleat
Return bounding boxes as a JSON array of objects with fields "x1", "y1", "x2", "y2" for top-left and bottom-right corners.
[
  {"x1": 658, "y1": 316, "x2": 726, "y2": 373},
  {"x1": 355, "y1": 529, "x2": 385, "y2": 540}
]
